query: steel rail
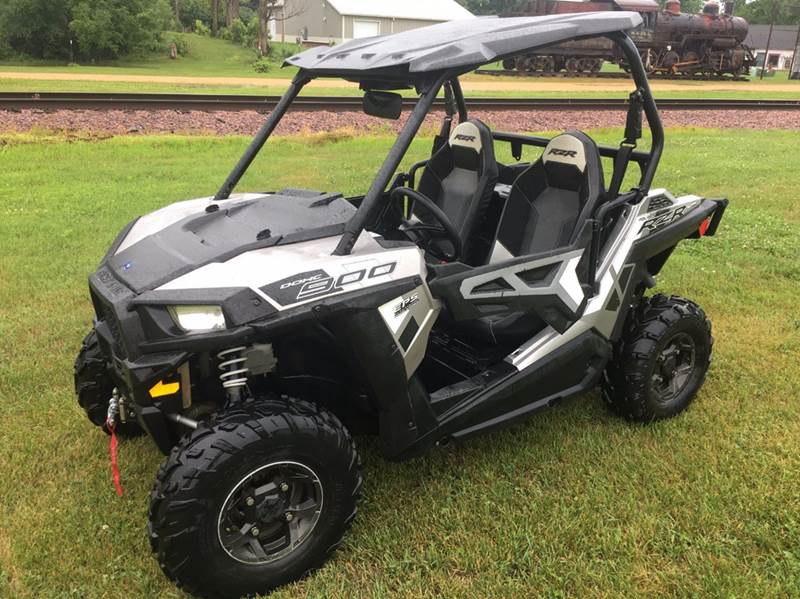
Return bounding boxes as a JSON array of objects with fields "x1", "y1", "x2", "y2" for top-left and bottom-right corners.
[
  {"x1": 1, "y1": 92, "x2": 798, "y2": 112},
  {"x1": 473, "y1": 69, "x2": 751, "y2": 81}
]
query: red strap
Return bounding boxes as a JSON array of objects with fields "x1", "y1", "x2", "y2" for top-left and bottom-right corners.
[{"x1": 106, "y1": 419, "x2": 124, "y2": 497}]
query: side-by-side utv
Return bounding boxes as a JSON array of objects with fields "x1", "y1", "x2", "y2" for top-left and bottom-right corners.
[{"x1": 75, "y1": 12, "x2": 727, "y2": 598}]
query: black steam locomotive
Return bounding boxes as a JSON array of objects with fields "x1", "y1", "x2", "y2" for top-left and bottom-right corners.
[{"x1": 503, "y1": 0, "x2": 754, "y2": 77}]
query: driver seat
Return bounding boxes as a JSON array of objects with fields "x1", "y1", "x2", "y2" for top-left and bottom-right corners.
[{"x1": 414, "y1": 119, "x2": 499, "y2": 264}]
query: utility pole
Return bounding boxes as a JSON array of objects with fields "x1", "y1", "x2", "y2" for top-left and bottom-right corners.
[
  {"x1": 789, "y1": 6, "x2": 800, "y2": 76},
  {"x1": 759, "y1": 0, "x2": 777, "y2": 79}
]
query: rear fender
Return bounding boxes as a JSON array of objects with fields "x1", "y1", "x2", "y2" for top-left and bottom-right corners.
[{"x1": 629, "y1": 196, "x2": 728, "y2": 264}]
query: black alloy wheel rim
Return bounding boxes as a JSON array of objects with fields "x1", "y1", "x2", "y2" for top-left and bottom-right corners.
[
  {"x1": 217, "y1": 461, "x2": 323, "y2": 564},
  {"x1": 651, "y1": 332, "x2": 697, "y2": 404}
]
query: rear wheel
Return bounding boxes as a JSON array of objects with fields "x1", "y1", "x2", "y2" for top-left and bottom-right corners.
[
  {"x1": 602, "y1": 294, "x2": 713, "y2": 422},
  {"x1": 74, "y1": 330, "x2": 142, "y2": 437},
  {"x1": 148, "y1": 396, "x2": 362, "y2": 599}
]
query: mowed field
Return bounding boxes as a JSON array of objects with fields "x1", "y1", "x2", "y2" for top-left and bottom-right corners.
[
  {"x1": 2, "y1": 32, "x2": 799, "y2": 99},
  {"x1": 0, "y1": 128, "x2": 798, "y2": 598}
]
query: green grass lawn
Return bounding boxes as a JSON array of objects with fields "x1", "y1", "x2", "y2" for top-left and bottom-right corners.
[
  {"x1": 0, "y1": 128, "x2": 798, "y2": 598},
  {"x1": 0, "y1": 33, "x2": 299, "y2": 79},
  {"x1": 473, "y1": 60, "x2": 796, "y2": 83}
]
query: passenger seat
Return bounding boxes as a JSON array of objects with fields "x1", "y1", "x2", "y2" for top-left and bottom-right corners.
[{"x1": 460, "y1": 131, "x2": 606, "y2": 347}]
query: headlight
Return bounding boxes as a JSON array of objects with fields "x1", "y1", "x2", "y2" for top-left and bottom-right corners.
[{"x1": 169, "y1": 305, "x2": 227, "y2": 333}]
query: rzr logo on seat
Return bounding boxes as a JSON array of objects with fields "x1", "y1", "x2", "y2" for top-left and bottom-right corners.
[
  {"x1": 548, "y1": 148, "x2": 578, "y2": 158},
  {"x1": 454, "y1": 134, "x2": 476, "y2": 142},
  {"x1": 638, "y1": 206, "x2": 687, "y2": 235}
]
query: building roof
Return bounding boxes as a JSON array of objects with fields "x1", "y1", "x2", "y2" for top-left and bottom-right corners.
[
  {"x1": 327, "y1": 0, "x2": 475, "y2": 22},
  {"x1": 614, "y1": 0, "x2": 660, "y2": 12},
  {"x1": 745, "y1": 24, "x2": 799, "y2": 51},
  {"x1": 287, "y1": 12, "x2": 642, "y2": 76}
]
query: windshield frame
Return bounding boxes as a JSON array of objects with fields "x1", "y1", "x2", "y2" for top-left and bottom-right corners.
[{"x1": 212, "y1": 31, "x2": 663, "y2": 257}]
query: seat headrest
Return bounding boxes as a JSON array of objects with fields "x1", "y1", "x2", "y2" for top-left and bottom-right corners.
[
  {"x1": 449, "y1": 121, "x2": 484, "y2": 153},
  {"x1": 448, "y1": 119, "x2": 494, "y2": 171},
  {"x1": 542, "y1": 133, "x2": 589, "y2": 172}
]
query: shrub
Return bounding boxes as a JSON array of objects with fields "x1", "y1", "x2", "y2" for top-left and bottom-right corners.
[
  {"x1": 252, "y1": 57, "x2": 271, "y2": 73},
  {"x1": 221, "y1": 18, "x2": 247, "y2": 45},
  {"x1": 194, "y1": 19, "x2": 211, "y2": 36},
  {"x1": 279, "y1": 44, "x2": 303, "y2": 60},
  {"x1": 164, "y1": 32, "x2": 189, "y2": 56}
]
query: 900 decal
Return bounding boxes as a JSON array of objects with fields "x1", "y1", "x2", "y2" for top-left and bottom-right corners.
[
  {"x1": 638, "y1": 205, "x2": 687, "y2": 236},
  {"x1": 261, "y1": 262, "x2": 397, "y2": 306}
]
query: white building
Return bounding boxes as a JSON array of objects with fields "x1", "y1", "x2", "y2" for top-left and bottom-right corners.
[
  {"x1": 277, "y1": 0, "x2": 475, "y2": 45},
  {"x1": 745, "y1": 24, "x2": 800, "y2": 71}
]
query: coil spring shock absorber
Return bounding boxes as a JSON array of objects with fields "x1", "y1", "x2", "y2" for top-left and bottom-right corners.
[{"x1": 217, "y1": 346, "x2": 249, "y2": 403}]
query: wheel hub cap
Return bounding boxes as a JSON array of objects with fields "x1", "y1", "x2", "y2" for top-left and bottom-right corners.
[
  {"x1": 652, "y1": 332, "x2": 696, "y2": 404},
  {"x1": 217, "y1": 461, "x2": 323, "y2": 564}
]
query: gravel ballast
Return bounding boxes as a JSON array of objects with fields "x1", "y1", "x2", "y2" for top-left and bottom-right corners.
[{"x1": 2, "y1": 107, "x2": 798, "y2": 137}]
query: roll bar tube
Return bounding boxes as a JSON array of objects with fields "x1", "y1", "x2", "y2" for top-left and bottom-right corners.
[
  {"x1": 607, "y1": 32, "x2": 664, "y2": 194},
  {"x1": 214, "y1": 72, "x2": 311, "y2": 201},
  {"x1": 333, "y1": 72, "x2": 451, "y2": 256},
  {"x1": 449, "y1": 77, "x2": 469, "y2": 122}
]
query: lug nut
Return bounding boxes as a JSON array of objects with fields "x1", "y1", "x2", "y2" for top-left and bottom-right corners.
[
  {"x1": 280, "y1": 482, "x2": 289, "y2": 492},
  {"x1": 285, "y1": 512, "x2": 294, "y2": 522},
  {"x1": 250, "y1": 527, "x2": 260, "y2": 536},
  {"x1": 245, "y1": 497, "x2": 255, "y2": 506}
]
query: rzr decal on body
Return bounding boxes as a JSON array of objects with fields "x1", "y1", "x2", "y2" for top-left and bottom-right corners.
[
  {"x1": 260, "y1": 262, "x2": 397, "y2": 306},
  {"x1": 638, "y1": 205, "x2": 687, "y2": 236}
]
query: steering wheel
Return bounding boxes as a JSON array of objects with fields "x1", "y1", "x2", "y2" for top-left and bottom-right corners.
[{"x1": 390, "y1": 187, "x2": 462, "y2": 262}]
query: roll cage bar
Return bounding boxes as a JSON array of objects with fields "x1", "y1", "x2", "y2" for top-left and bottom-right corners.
[{"x1": 213, "y1": 32, "x2": 663, "y2": 259}]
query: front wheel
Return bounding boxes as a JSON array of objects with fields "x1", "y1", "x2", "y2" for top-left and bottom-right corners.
[
  {"x1": 148, "y1": 396, "x2": 362, "y2": 599},
  {"x1": 602, "y1": 294, "x2": 713, "y2": 422}
]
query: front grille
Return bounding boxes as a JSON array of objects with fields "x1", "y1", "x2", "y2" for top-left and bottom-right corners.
[
  {"x1": 90, "y1": 286, "x2": 128, "y2": 360},
  {"x1": 102, "y1": 304, "x2": 126, "y2": 358}
]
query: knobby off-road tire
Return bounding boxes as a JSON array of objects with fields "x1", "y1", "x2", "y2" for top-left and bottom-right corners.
[
  {"x1": 74, "y1": 330, "x2": 143, "y2": 437},
  {"x1": 602, "y1": 294, "x2": 713, "y2": 422},
  {"x1": 148, "y1": 396, "x2": 362, "y2": 599}
]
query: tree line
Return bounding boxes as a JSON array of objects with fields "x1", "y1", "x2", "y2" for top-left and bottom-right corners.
[
  {"x1": 0, "y1": 0, "x2": 304, "y2": 61},
  {"x1": 0, "y1": 0, "x2": 796, "y2": 62}
]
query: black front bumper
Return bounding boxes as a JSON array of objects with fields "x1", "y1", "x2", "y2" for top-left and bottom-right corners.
[{"x1": 90, "y1": 268, "x2": 191, "y2": 453}]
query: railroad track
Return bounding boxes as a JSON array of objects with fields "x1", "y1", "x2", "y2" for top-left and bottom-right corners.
[
  {"x1": 1, "y1": 92, "x2": 798, "y2": 112},
  {"x1": 474, "y1": 69, "x2": 751, "y2": 82}
]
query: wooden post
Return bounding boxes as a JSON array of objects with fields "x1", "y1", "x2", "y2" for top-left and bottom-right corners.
[
  {"x1": 759, "y1": 1, "x2": 777, "y2": 80},
  {"x1": 212, "y1": 0, "x2": 220, "y2": 36}
]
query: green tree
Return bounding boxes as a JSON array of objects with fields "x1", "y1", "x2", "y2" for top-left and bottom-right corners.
[
  {"x1": 0, "y1": 0, "x2": 172, "y2": 60},
  {"x1": 176, "y1": 0, "x2": 213, "y2": 30},
  {"x1": 0, "y1": 0, "x2": 73, "y2": 59},
  {"x1": 457, "y1": 0, "x2": 528, "y2": 15},
  {"x1": 69, "y1": 0, "x2": 172, "y2": 59},
  {"x1": 736, "y1": 0, "x2": 800, "y2": 25}
]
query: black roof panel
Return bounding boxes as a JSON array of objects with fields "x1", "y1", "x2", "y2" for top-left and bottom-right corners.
[{"x1": 285, "y1": 12, "x2": 642, "y2": 76}]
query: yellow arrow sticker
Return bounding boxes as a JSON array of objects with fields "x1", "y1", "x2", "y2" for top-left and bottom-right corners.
[{"x1": 149, "y1": 380, "x2": 180, "y2": 398}]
